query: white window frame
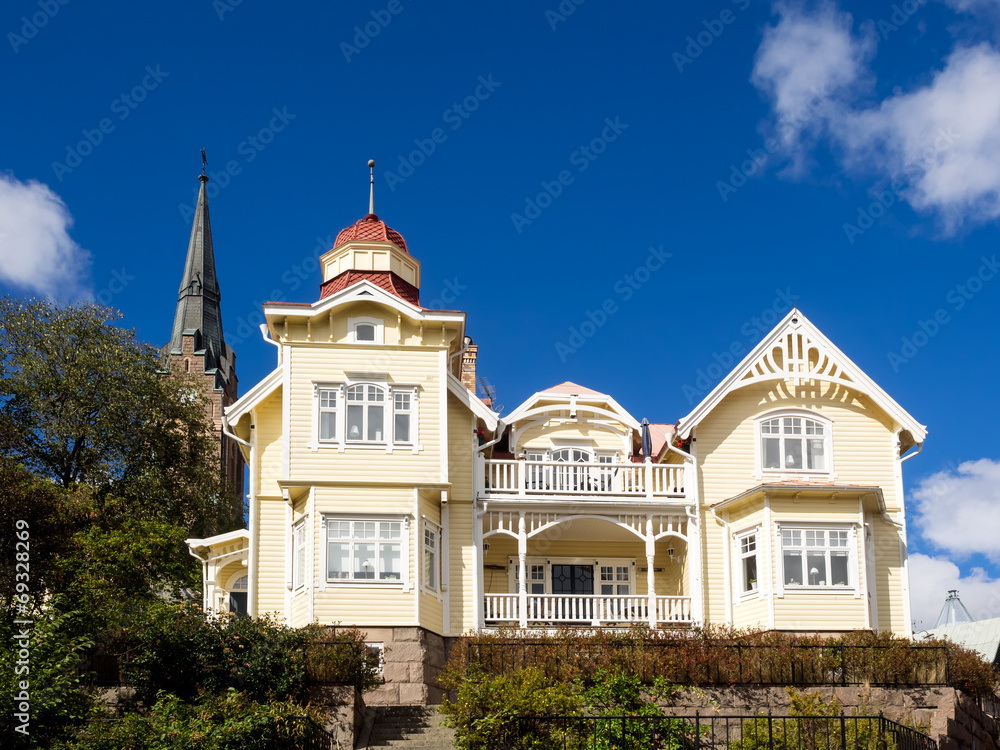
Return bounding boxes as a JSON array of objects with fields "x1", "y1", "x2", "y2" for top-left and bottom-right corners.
[
  {"x1": 348, "y1": 316, "x2": 383, "y2": 344},
  {"x1": 292, "y1": 521, "x2": 307, "y2": 591},
  {"x1": 318, "y1": 386, "x2": 339, "y2": 443},
  {"x1": 755, "y1": 410, "x2": 833, "y2": 478},
  {"x1": 346, "y1": 383, "x2": 388, "y2": 444},
  {"x1": 311, "y1": 381, "x2": 420, "y2": 453},
  {"x1": 422, "y1": 519, "x2": 441, "y2": 594},
  {"x1": 734, "y1": 527, "x2": 760, "y2": 599},
  {"x1": 776, "y1": 523, "x2": 855, "y2": 592},
  {"x1": 324, "y1": 516, "x2": 408, "y2": 587}
]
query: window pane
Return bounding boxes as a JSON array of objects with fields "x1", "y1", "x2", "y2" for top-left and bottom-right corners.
[
  {"x1": 617, "y1": 584, "x2": 629, "y2": 596},
  {"x1": 328, "y1": 542, "x2": 350, "y2": 579},
  {"x1": 296, "y1": 542, "x2": 307, "y2": 588},
  {"x1": 320, "y1": 411, "x2": 336, "y2": 440},
  {"x1": 368, "y1": 405, "x2": 384, "y2": 441},
  {"x1": 784, "y1": 439, "x2": 802, "y2": 469},
  {"x1": 380, "y1": 521, "x2": 401, "y2": 539},
  {"x1": 357, "y1": 521, "x2": 376, "y2": 539},
  {"x1": 616, "y1": 566, "x2": 629, "y2": 582},
  {"x1": 761, "y1": 419, "x2": 779, "y2": 434},
  {"x1": 355, "y1": 544, "x2": 375, "y2": 579},
  {"x1": 395, "y1": 413, "x2": 410, "y2": 443},
  {"x1": 784, "y1": 551, "x2": 802, "y2": 585},
  {"x1": 328, "y1": 521, "x2": 350, "y2": 539},
  {"x1": 601, "y1": 584, "x2": 614, "y2": 595},
  {"x1": 763, "y1": 438, "x2": 781, "y2": 469},
  {"x1": 831, "y1": 552, "x2": 849, "y2": 586},
  {"x1": 806, "y1": 551, "x2": 828, "y2": 585},
  {"x1": 368, "y1": 386, "x2": 384, "y2": 402},
  {"x1": 807, "y1": 438, "x2": 825, "y2": 470},
  {"x1": 743, "y1": 556, "x2": 758, "y2": 591},
  {"x1": 600, "y1": 566, "x2": 613, "y2": 581},
  {"x1": 347, "y1": 405, "x2": 363, "y2": 440},
  {"x1": 782, "y1": 529, "x2": 801, "y2": 547},
  {"x1": 380, "y1": 542, "x2": 401, "y2": 580},
  {"x1": 320, "y1": 390, "x2": 336, "y2": 408},
  {"x1": 805, "y1": 530, "x2": 824, "y2": 547},
  {"x1": 356, "y1": 323, "x2": 375, "y2": 341},
  {"x1": 347, "y1": 385, "x2": 363, "y2": 401},
  {"x1": 784, "y1": 417, "x2": 802, "y2": 434}
]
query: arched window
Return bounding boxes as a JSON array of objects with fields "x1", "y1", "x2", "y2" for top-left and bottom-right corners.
[
  {"x1": 758, "y1": 413, "x2": 830, "y2": 472},
  {"x1": 347, "y1": 384, "x2": 386, "y2": 443},
  {"x1": 349, "y1": 316, "x2": 383, "y2": 344}
]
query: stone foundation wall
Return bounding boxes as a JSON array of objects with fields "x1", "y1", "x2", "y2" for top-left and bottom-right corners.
[{"x1": 359, "y1": 626, "x2": 449, "y2": 705}]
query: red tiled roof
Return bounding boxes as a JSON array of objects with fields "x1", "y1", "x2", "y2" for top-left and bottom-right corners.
[
  {"x1": 319, "y1": 270, "x2": 419, "y2": 306},
  {"x1": 334, "y1": 214, "x2": 408, "y2": 253}
]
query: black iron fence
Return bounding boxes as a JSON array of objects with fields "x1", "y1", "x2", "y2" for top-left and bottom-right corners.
[
  {"x1": 467, "y1": 712, "x2": 938, "y2": 750},
  {"x1": 467, "y1": 641, "x2": 951, "y2": 688}
]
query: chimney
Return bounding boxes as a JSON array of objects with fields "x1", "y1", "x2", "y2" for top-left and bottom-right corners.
[{"x1": 461, "y1": 341, "x2": 478, "y2": 394}]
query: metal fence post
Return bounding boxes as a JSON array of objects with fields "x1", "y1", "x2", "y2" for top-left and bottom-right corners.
[{"x1": 695, "y1": 711, "x2": 701, "y2": 750}]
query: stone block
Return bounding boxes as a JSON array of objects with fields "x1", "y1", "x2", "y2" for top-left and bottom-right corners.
[
  {"x1": 393, "y1": 627, "x2": 421, "y2": 642},
  {"x1": 365, "y1": 683, "x2": 399, "y2": 706},
  {"x1": 387, "y1": 642, "x2": 424, "y2": 664},
  {"x1": 382, "y1": 660, "x2": 410, "y2": 684},
  {"x1": 399, "y1": 682, "x2": 428, "y2": 705}
]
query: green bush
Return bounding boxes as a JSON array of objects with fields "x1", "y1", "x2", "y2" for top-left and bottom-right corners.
[
  {"x1": 66, "y1": 690, "x2": 328, "y2": 750},
  {"x1": 118, "y1": 602, "x2": 380, "y2": 705},
  {"x1": 0, "y1": 601, "x2": 95, "y2": 747}
]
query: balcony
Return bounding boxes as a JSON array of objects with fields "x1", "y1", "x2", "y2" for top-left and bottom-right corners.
[
  {"x1": 484, "y1": 593, "x2": 693, "y2": 627},
  {"x1": 482, "y1": 458, "x2": 685, "y2": 501}
]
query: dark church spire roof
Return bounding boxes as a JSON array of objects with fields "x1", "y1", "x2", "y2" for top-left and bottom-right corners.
[{"x1": 169, "y1": 170, "x2": 231, "y2": 384}]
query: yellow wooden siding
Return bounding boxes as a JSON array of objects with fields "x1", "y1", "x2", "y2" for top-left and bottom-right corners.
[
  {"x1": 255, "y1": 391, "x2": 284, "y2": 498},
  {"x1": 256, "y1": 498, "x2": 286, "y2": 618},
  {"x1": 518, "y1": 422, "x2": 629, "y2": 455},
  {"x1": 696, "y1": 380, "x2": 906, "y2": 633},
  {"x1": 285, "y1": 345, "x2": 443, "y2": 482},
  {"x1": 215, "y1": 560, "x2": 247, "y2": 589},
  {"x1": 733, "y1": 596, "x2": 768, "y2": 628},
  {"x1": 447, "y1": 393, "x2": 477, "y2": 635}
]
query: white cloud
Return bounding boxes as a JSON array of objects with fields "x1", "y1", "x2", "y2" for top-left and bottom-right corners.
[
  {"x1": 909, "y1": 553, "x2": 1000, "y2": 631},
  {"x1": 0, "y1": 173, "x2": 91, "y2": 299},
  {"x1": 752, "y1": 2, "x2": 1000, "y2": 232},
  {"x1": 752, "y1": 0, "x2": 873, "y2": 161},
  {"x1": 911, "y1": 458, "x2": 1000, "y2": 562}
]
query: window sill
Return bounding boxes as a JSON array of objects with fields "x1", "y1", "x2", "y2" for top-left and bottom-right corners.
[
  {"x1": 323, "y1": 580, "x2": 408, "y2": 588},
  {"x1": 781, "y1": 586, "x2": 854, "y2": 593}
]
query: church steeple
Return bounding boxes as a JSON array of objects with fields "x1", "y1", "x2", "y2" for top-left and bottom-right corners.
[{"x1": 169, "y1": 169, "x2": 228, "y2": 382}]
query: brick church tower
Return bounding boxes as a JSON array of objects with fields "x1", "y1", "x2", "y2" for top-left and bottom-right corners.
[{"x1": 167, "y1": 169, "x2": 244, "y2": 528}]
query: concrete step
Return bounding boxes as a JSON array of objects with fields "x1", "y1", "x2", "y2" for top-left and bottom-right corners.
[{"x1": 361, "y1": 706, "x2": 455, "y2": 750}]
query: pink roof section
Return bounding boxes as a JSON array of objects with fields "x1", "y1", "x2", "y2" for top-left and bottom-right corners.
[
  {"x1": 334, "y1": 213, "x2": 408, "y2": 253},
  {"x1": 539, "y1": 381, "x2": 605, "y2": 396},
  {"x1": 648, "y1": 423, "x2": 675, "y2": 460}
]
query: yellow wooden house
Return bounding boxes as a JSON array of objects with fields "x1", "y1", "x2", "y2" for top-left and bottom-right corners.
[{"x1": 187, "y1": 204, "x2": 926, "y2": 703}]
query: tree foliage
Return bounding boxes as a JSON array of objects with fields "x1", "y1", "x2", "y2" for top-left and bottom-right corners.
[{"x1": 0, "y1": 296, "x2": 237, "y2": 535}]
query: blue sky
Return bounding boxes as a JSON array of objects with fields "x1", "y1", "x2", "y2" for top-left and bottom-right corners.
[{"x1": 1, "y1": 0, "x2": 998, "y2": 630}]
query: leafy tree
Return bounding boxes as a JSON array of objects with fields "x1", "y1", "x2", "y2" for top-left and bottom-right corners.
[{"x1": 0, "y1": 296, "x2": 238, "y2": 535}]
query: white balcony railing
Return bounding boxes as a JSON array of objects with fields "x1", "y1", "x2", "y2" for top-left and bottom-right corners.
[
  {"x1": 483, "y1": 459, "x2": 685, "y2": 500},
  {"x1": 484, "y1": 593, "x2": 693, "y2": 626}
]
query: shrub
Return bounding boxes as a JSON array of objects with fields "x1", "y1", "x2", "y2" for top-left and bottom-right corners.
[{"x1": 66, "y1": 689, "x2": 329, "y2": 750}]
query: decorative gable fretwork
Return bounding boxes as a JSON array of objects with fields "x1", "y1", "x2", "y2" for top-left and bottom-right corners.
[
  {"x1": 482, "y1": 510, "x2": 688, "y2": 542},
  {"x1": 737, "y1": 330, "x2": 855, "y2": 389}
]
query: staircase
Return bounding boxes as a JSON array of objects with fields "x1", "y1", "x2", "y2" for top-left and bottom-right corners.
[{"x1": 356, "y1": 705, "x2": 455, "y2": 750}]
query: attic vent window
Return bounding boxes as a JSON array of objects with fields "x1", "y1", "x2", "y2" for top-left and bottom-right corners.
[
  {"x1": 349, "y1": 316, "x2": 383, "y2": 344},
  {"x1": 356, "y1": 323, "x2": 376, "y2": 342}
]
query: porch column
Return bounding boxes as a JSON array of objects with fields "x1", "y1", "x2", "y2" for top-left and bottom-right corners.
[
  {"x1": 646, "y1": 516, "x2": 656, "y2": 628},
  {"x1": 473, "y1": 500, "x2": 484, "y2": 631},
  {"x1": 518, "y1": 513, "x2": 528, "y2": 628}
]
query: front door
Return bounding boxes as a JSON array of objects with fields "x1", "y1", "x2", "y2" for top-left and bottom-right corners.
[{"x1": 551, "y1": 564, "x2": 594, "y2": 621}]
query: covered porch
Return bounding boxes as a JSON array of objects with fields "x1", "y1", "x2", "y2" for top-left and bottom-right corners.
[{"x1": 475, "y1": 505, "x2": 700, "y2": 629}]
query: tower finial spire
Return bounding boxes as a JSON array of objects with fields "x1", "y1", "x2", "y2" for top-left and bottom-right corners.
[
  {"x1": 200, "y1": 148, "x2": 208, "y2": 183},
  {"x1": 368, "y1": 159, "x2": 375, "y2": 215}
]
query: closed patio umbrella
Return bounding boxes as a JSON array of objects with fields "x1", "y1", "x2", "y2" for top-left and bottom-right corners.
[{"x1": 641, "y1": 418, "x2": 652, "y2": 461}]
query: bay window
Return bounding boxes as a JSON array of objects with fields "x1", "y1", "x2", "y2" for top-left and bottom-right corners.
[
  {"x1": 780, "y1": 527, "x2": 852, "y2": 588},
  {"x1": 423, "y1": 520, "x2": 440, "y2": 592},
  {"x1": 314, "y1": 382, "x2": 418, "y2": 449},
  {"x1": 292, "y1": 522, "x2": 307, "y2": 590},
  {"x1": 327, "y1": 518, "x2": 404, "y2": 583}
]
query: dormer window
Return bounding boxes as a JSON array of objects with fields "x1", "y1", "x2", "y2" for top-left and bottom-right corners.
[
  {"x1": 758, "y1": 412, "x2": 831, "y2": 473},
  {"x1": 349, "y1": 316, "x2": 383, "y2": 344}
]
